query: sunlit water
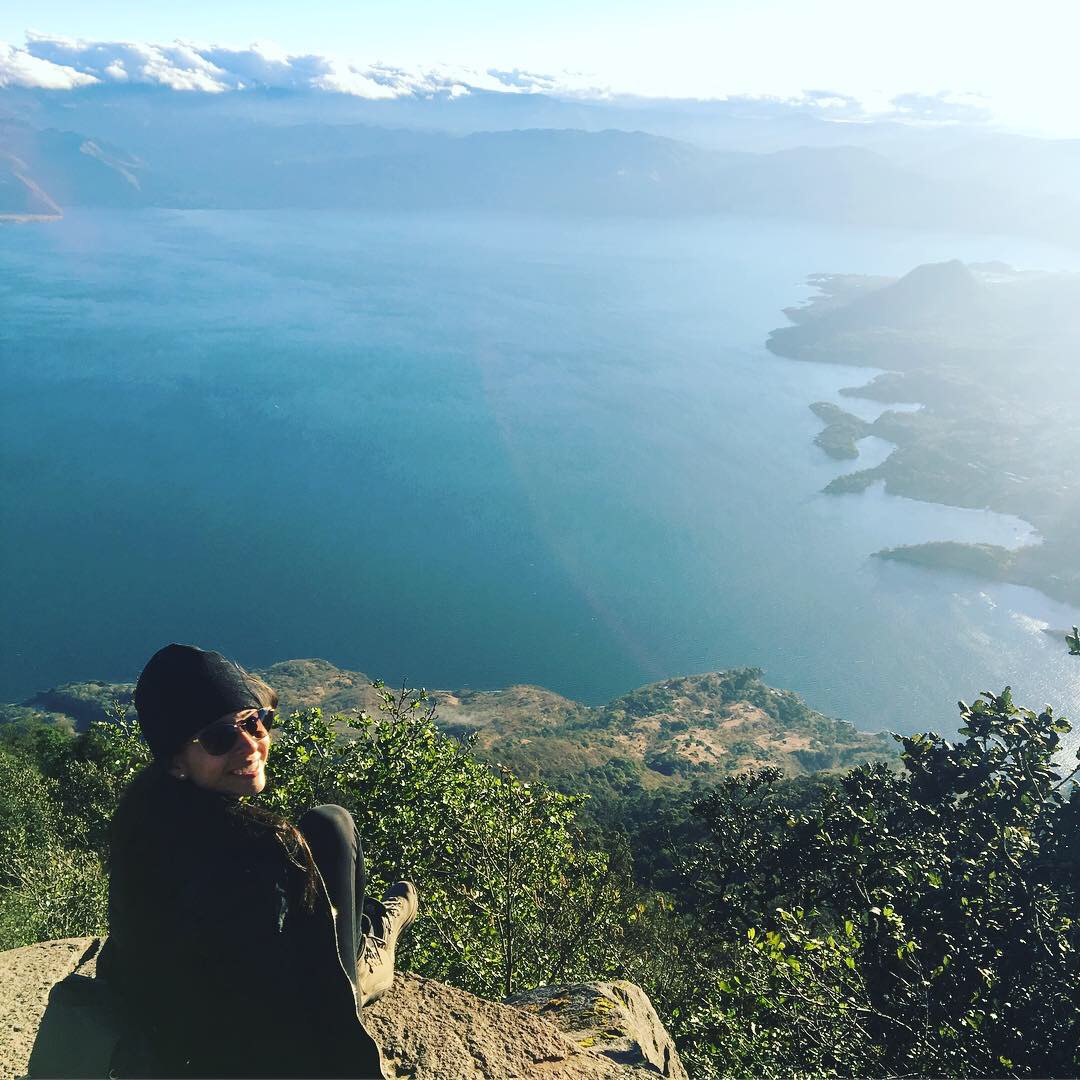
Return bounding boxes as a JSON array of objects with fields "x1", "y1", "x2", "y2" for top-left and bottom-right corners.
[{"x1": 2, "y1": 210, "x2": 1078, "y2": 750}]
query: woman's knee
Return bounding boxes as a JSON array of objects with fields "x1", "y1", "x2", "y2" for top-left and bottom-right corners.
[
  {"x1": 298, "y1": 804, "x2": 357, "y2": 858},
  {"x1": 301, "y1": 803, "x2": 354, "y2": 833}
]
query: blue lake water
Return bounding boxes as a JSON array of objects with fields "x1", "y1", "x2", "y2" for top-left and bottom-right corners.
[{"x1": 2, "y1": 210, "x2": 1079, "y2": 741}]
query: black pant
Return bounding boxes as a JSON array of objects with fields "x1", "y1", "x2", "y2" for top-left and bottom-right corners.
[{"x1": 297, "y1": 804, "x2": 367, "y2": 985}]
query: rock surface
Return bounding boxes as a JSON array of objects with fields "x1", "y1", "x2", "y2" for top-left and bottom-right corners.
[
  {"x1": 0, "y1": 938, "x2": 91, "y2": 1079},
  {"x1": 1, "y1": 938, "x2": 686, "y2": 1080},
  {"x1": 510, "y1": 982, "x2": 689, "y2": 1080}
]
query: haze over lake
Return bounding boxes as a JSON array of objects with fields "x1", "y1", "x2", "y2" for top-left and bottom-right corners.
[{"x1": 3, "y1": 209, "x2": 1079, "y2": 732}]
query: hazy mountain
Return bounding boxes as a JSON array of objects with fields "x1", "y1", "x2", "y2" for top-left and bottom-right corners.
[
  {"x1": 0, "y1": 155, "x2": 58, "y2": 217},
  {"x1": 0, "y1": 112, "x2": 1034, "y2": 231},
  {"x1": 4, "y1": 82, "x2": 1079, "y2": 238},
  {"x1": 769, "y1": 259, "x2": 1080, "y2": 365},
  {"x1": 0, "y1": 82, "x2": 887, "y2": 151},
  {"x1": 0, "y1": 119, "x2": 142, "y2": 212}
]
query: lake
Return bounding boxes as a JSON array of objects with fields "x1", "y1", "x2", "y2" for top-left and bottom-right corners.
[{"x1": 2, "y1": 209, "x2": 1079, "y2": 739}]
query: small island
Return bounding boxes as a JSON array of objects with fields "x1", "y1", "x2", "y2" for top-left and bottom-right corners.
[{"x1": 768, "y1": 260, "x2": 1080, "y2": 607}]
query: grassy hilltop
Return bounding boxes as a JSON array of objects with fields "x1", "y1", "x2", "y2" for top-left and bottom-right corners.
[{"x1": 1, "y1": 661, "x2": 892, "y2": 805}]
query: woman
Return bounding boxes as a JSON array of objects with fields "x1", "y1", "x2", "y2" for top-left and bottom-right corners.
[{"x1": 97, "y1": 643, "x2": 416, "y2": 1079}]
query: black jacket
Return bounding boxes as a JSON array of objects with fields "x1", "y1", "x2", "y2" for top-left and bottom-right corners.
[{"x1": 97, "y1": 765, "x2": 385, "y2": 1079}]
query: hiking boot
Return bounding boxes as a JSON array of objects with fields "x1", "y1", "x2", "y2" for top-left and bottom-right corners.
[{"x1": 357, "y1": 881, "x2": 418, "y2": 1007}]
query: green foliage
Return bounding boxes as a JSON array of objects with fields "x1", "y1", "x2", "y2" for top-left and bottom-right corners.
[
  {"x1": 261, "y1": 681, "x2": 630, "y2": 998},
  {"x1": 0, "y1": 841, "x2": 108, "y2": 951},
  {"x1": 0, "y1": 744, "x2": 59, "y2": 858},
  {"x1": 0, "y1": 744, "x2": 64, "y2": 949},
  {"x1": 674, "y1": 908, "x2": 877, "y2": 1079},
  {"x1": 1068, "y1": 625, "x2": 1080, "y2": 656},
  {"x1": 0, "y1": 707, "x2": 144, "y2": 949},
  {"x1": 46, "y1": 704, "x2": 151, "y2": 852},
  {"x1": 664, "y1": 687, "x2": 1080, "y2": 1077}
]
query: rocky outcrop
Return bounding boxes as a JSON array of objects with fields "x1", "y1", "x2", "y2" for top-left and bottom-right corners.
[
  {"x1": 1, "y1": 938, "x2": 686, "y2": 1079},
  {"x1": 366, "y1": 973, "x2": 684, "y2": 1079},
  {"x1": 510, "y1": 982, "x2": 689, "y2": 1080},
  {"x1": 0, "y1": 939, "x2": 89, "y2": 1079}
]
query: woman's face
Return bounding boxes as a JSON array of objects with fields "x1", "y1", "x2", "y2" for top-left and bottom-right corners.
[{"x1": 170, "y1": 708, "x2": 271, "y2": 796}]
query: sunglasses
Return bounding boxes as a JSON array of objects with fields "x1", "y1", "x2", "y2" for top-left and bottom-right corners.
[{"x1": 192, "y1": 708, "x2": 275, "y2": 756}]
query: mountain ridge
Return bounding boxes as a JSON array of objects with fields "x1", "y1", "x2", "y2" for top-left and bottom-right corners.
[
  {"x1": 0, "y1": 659, "x2": 894, "y2": 795},
  {"x1": 4, "y1": 109, "x2": 1075, "y2": 240}
]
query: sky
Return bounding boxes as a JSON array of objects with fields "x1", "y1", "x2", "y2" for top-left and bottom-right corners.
[{"x1": 1, "y1": 0, "x2": 1078, "y2": 136}]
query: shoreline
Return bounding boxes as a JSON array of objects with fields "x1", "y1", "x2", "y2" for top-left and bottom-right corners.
[
  {"x1": 773, "y1": 266, "x2": 1080, "y2": 610},
  {"x1": 811, "y1": 392, "x2": 1075, "y2": 608}
]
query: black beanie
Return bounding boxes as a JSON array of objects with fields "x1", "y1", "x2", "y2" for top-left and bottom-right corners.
[{"x1": 134, "y1": 643, "x2": 266, "y2": 761}]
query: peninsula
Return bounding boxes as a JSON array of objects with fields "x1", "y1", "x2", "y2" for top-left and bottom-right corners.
[{"x1": 768, "y1": 260, "x2": 1080, "y2": 607}]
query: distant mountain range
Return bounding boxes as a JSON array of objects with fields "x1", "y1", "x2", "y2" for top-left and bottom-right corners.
[
  {"x1": 0, "y1": 659, "x2": 894, "y2": 796},
  {"x1": 3, "y1": 84, "x2": 1080, "y2": 241}
]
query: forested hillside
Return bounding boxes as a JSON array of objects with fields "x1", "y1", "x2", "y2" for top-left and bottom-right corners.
[{"x1": 2, "y1": 657, "x2": 1078, "y2": 1077}]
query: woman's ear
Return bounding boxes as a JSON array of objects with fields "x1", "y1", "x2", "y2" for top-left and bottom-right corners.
[{"x1": 167, "y1": 755, "x2": 188, "y2": 781}]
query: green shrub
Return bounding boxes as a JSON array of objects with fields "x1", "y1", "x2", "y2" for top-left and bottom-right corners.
[
  {"x1": 0, "y1": 744, "x2": 110, "y2": 949},
  {"x1": 259, "y1": 682, "x2": 630, "y2": 997},
  {"x1": 0, "y1": 843, "x2": 108, "y2": 950},
  {"x1": 669, "y1": 689, "x2": 1080, "y2": 1077}
]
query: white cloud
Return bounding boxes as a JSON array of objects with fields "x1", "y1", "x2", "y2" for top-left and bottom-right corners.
[
  {"x1": 199, "y1": 45, "x2": 331, "y2": 91},
  {"x1": 0, "y1": 34, "x2": 620, "y2": 102},
  {"x1": 889, "y1": 91, "x2": 992, "y2": 125},
  {"x1": 0, "y1": 34, "x2": 568, "y2": 99},
  {"x1": 0, "y1": 34, "x2": 1012, "y2": 132},
  {"x1": 0, "y1": 41, "x2": 98, "y2": 89},
  {"x1": 24, "y1": 34, "x2": 230, "y2": 92},
  {"x1": 311, "y1": 65, "x2": 400, "y2": 99}
]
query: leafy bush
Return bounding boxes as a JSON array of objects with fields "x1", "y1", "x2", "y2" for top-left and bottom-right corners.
[
  {"x1": 666, "y1": 688, "x2": 1080, "y2": 1077},
  {"x1": 0, "y1": 842, "x2": 108, "y2": 950},
  {"x1": 0, "y1": 725, "x2": 122, "y2": 949},
  {"x1": 262, "y1": 682, "x2": 630, "y2": 997},
  {"x1": 674, "y1": 909, "x2": 877, "y2": 1079}
]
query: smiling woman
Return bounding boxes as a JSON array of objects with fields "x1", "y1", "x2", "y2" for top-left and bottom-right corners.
[
  {"x1": 169, "y1": 706, "x2": 274, "y2": 795},
  {"x1": 94, "y1": 643, "x2": 417, "y2": 1079}
]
